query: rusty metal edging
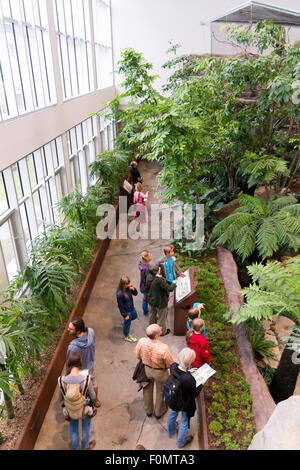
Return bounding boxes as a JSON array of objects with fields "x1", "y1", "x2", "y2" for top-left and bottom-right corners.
[
  {"x1": 216, "y1": 245, "x2": 276, "y2": 433},
  {"x1": 197, "y1": 389, "x2": 209, "y2": 450}
]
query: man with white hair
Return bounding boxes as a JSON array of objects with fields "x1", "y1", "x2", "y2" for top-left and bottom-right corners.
[{"x1": 134, "y1": 324, "x2": 175, "y2": 419}]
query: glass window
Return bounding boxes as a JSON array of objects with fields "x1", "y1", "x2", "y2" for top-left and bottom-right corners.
[
  {"x1": 32, "y1": 190, "x2": 44, "y2": 232},
  {"x1": 0, "y1": 0, "x2": 56, "y2": 121},
  {"x1": 0, "y1": 172, "x2": 9, "y2": 215},
  {"x1": 0, "y1": 220, "x2": 18, "y2": 282},
  {"x1": 54, "y1": 0, "x2": 94, "y2": 100},
  {"x1": 92, "y1": 0, "x2": 113, "y2": 89},
  {"x1": 19, "y1": 201, "x2": 32, "y2": 246},
  {"x1": 12, "y1": 163, "x2": 23, "y2": 200},
  {"x1": 27, "y1": 154, "x2": 38, "y2": 187}
]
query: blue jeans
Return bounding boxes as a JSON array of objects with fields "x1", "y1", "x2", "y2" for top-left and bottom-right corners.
[
  {"x1": 167, "y1": 409, "x2": 189, "y2": 448},
  {"x1": 142, "y1": 298, "x2": 148, "y2": 315},
  {"x1": 123, "y1": 310, "x2": 137, "y2": 337},
  {"x1": 69, "y1": 417, "x2": 91, "y2": 450}
]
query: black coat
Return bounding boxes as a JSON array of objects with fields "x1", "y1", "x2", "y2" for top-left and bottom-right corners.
[{"x1": 170, "y1": 363, "x2": 202, "y2": 418}]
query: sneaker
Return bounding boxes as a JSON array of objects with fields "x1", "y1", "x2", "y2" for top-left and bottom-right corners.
[
  {"x1": 88, "y1": 409, "x2": 98, "y2": 419},
  {"x1": 125, "y1": 335, "x2": 137, "y2": 343},
  {"x1": 161, "y1": 329, "x2": 170, "y2": 337}
]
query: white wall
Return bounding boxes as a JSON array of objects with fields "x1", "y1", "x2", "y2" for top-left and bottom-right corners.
[{"x1": 111, "y1": 0, "x2": 300, "y2": 93}]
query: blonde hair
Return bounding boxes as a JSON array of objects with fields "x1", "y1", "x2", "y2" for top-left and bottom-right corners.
[
  {"x1": 186, "y1": 318, "x2": 205, "y2": 345},
  {"x1": 163, "y1": 245, "x2": 172, "y2": 255},
  {"x1": 140, "y1": 250, "x2": 151, "y2": 265},
  {"x1": 136, "y1": 182, "x2": 142, "y2": 192},
  {"x1": 178, "y1": 348, "x2": 196, "y2": 369},
  {"x1": 192, "y1": 318, "x2": 205, "y2": 332}
]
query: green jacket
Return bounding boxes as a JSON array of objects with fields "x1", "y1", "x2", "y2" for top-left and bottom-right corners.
[{"x1": 144, "y1": 273, "x2": 176, "y2": 309}]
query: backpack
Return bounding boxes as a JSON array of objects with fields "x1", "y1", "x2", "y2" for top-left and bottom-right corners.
[
  {"x1": 163, "y1": 368, "x2": 184, "y2": 412},
  {"x1": 59, "y1": 374, "x2": 90, "y2": 420}
]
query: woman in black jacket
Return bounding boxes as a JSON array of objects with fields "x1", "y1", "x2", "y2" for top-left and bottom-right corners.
[{"x1": 167, "y1": 348, "x2": 202, "y2": 448}]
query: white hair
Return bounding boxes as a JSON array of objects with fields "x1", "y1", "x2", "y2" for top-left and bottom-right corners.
[{"x1": 178, "y1": 348, "x2": 196, "y2": 369}]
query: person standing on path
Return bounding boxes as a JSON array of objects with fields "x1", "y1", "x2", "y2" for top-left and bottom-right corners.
[
  {"x1": 130, "y1": 160, "x2": 143, "y2": 186},
  {"x1": 167, "y1": 348, "x2": 202, "y2": 448},
  {"x1": 67, "y1": 318, "x2": 101, "y2": 408},
  {"x1": 186, "y1": 318, "x2": 211, "y2": 368},
  {"x1": 116, "y1": 275, "x2": 138, "y2": 343},
  {"x1": 58, "y1": 350, "x2": 96, "y2": 450},
  {"x1": 159, "y1": 245, "x2": 185, "y2": 284},
  {"x1": 144, "y1": 264, "x2": 177, "y2": 336},
  {"x1": 135, "y1": 324, "x2": 175, "y2": 419},
  {"x1": 138, "y1": 250, "x2": 153, "y2": 315}
]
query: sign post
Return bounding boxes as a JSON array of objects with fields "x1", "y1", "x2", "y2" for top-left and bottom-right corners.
[{"x1": 173, "y1": 266, "x2": 198, "y2": 336}]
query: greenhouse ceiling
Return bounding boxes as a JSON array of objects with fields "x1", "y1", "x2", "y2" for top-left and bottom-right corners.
[{"x1": 204, "y1": 0, "x2": 300, "y2": 25}]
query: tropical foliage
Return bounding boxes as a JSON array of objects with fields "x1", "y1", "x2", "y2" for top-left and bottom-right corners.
[
  {"x1": 211, "y1": 194, "x2": 300, "y2": 261},
  {"x1": 230, "y1": 258, "x2": 300, "y2": 325}
]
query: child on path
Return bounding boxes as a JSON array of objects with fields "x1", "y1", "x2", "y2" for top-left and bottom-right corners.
[
  {"x1": 186, "y1": 318, "x2": 211, "y2": 369},
  {"x1": 133, "y1": 183, "x2": 148, "y2": 224},
  {"x1": 159, "y1": 245, "x2": 185, "y2": 284},
  {"x1": 138, "y1": 250, "x2": 153, "y2": 315},
  {"x1": 116, "y1": 276, "x2": 138, "y2": 343},
  {"x1": 186, "y1": 303, "x2": 206, "y2": 338}
]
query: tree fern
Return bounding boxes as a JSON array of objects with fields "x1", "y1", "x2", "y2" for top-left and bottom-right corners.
[
  {"x1": 212, "y1": 193, "x2": 300, "y2": 261},
  {"x1": 231, "y1": 258, "x2": 300, "y2": 325}
]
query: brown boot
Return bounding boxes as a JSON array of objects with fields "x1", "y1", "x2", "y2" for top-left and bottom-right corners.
[{"x1": 87, "y1": 440, "x2": 96, "y2": 450}]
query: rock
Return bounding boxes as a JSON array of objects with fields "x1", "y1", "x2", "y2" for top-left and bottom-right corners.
[
  {"x1": 262, "y1": 319, "x2": 271, "y2": 330},
  {"x1": 275, "y1": 316, "x2": 295, "y2": 343},
  {"x1": 248, "y1": 396, "x2": 300, "y2": 450},
  {"x1": 263, "y1": 333, "x2": 280, "y2": 369},
  {"x1": 257, "y1": 361, "x2": 266, "y2": 368},
  {"x1": 217, "y1": 199, "x2": 240, "y2": 219}
]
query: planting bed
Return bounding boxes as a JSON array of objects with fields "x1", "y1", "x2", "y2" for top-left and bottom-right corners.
[{"x1": 176, "y1": 250, "x2": 256, "y2": 450}]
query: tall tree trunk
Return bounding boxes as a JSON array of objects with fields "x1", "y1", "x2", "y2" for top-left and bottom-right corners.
[
  {"x1": 227, "y1": 169, "x2": 234, "y2": 191},
  {"x1": 280, "y1": 148, "x2": 300, "y2": 193},
  {"x1": 269, "y1": 345, "x2": 300, "y2": 404}
]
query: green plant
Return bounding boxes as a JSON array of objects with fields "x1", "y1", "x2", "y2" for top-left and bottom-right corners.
[
  {"x1": 211, "y1": 193, "x2": 300, "y2": 262},
  {"x1": 241, "y1": 392, "x2": 252, "y2": 407},
  {"x1": 259, "y1": 363, "x2": 275, "y2": 386},
  {"x1": 223, "y1": 433, "x2": 240, "y2": 450},
  {"x1": 235, "y1": 421, "x2": 243, "y2": 433},
  {"x1": 228, "y1": 394, "x2": 240, "y2": 408},
  {"x1": 233, "y1": 258, "x2": 300, "y2": 325},
  {"x1": 209, "y1": 420, "x2": 223, "y2": 437},
  {"x1": 225, "y1": 416, "x2": 236, "y2": 430},
  {"x1": 208, "y1": 401, "x2": 226, "y2": 417},
  {"x1": 249, "y1": 327, "x2": 276, "y2": 360}
]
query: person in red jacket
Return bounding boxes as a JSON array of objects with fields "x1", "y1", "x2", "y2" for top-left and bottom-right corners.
[{"x1": 186, "y1": 318, "x2": 211, "y2": 368}]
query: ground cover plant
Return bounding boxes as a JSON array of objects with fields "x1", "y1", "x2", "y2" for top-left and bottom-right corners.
[{"x1": 175, "y1": 251, "x2": 256, "y2": 450}]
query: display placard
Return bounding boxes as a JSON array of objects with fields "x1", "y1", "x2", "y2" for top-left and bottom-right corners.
[
  {"x1": 123, "y1": 180, "x2": 133, "y2": 194},
  {"x1": 175, "y1": 268, "x2": 192, "y2": 303}
]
